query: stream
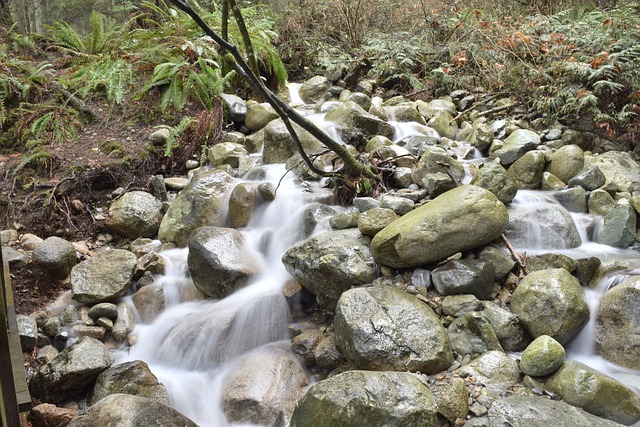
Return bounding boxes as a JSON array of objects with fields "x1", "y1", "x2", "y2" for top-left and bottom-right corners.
[{"x1": 111, "y1": 94, "x2": 640, "y2": 426}]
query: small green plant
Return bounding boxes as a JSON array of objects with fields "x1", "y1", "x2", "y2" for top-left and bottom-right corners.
[
  {"x1": 157, "y1": 117, "x2": 195, "y2": 157},
  {"x1": 16, "y1": 103, "x2": 81, "y2": 147}
]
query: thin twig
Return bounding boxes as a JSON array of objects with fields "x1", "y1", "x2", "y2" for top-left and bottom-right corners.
[
  {"x1": 501, "y1": 233, "x2": 529, "y2": 276},
  {"x1": 46, "y1": 171, "x2": 76, "y2": 206}
]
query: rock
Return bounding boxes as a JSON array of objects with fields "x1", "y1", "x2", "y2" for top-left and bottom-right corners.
[
  {"x1": 441, "y1": 295, "x2": 483, "y2": 317},
  {"x1": 89, "y1": 360, "x2": 169, "y2": 406},
  {"x1": 457, "y1": 351, "x2": 520, "y2": 393},
  {"x1": 134, "y1": 251, "x2": 166, "y2": 278},
  {"x1": 188, "y1": 226, "x2": 260, "y2": 298},
  {"x1": 432, "y1": 259, "x2": 495, "y2": 300},
  {"x1": 507, "y1": 150, "x2": 546, "y2": 189},
  {"x1": 428, "y1": 110, "x2": 458, "y2": 140},
  {"x1": 596, "y1": 276, "x2": 640, "y2": 369},
  {"x1": 595, "y1": 204, "x2": 636, "y2": 248},
  {"x1": 586, "y1": 150, "x2": 640, "y2": 192},
  {"x1": 70, "y1": 249, "x2": 136, "y2": 304},
  {"x1": 568, "y1": 164, "x2": 606, "y2": 191},
  {"x1": 67, "y1": 394, "x2": 198, "y2": 427},
  {"x1": 164, "y1": 176, "x2": 189, "y2": 191},
  {"x1": 371, "y1": 185, "x2": 508, "y2": 268},
  {"x1": 541, "y1": 171, "x2": 566, "y2": 190},
  {"x1": 228, "y1": 182, "x2": 256, "y2": 228},
  {"x1": 510, "y1": 269, "x2": 589, "y2": 345},
  {"x1": 334, "y1": 284, "x2": 452, "y2": 373},
  {"x1": 379, "y1": 195, "x2": 415, "y2": 215},
  {"x1": 112, "y1": 301, "x2": 136, "y2": 343},
  {"x1": 29, "y1": 337, "x2": 114, "y2": 404},
  {"x1": 547, "y1": 145, "x2": 585, "y2": 183},
  {"x1": 292, "y1": 330, "x2": 321, "y2": 367},
  {"x1": 19, "y1": 233, "x2": 42, "y2": 249},
  {"x1": 29, "y1": 403, "x2": 77, "y2": 427},
  {"x1": 411, "y1": 146, "x2": 465, "y2": 196},
  {"x1": 527, "y1": 253, "x2": 577, "y2": 273},
  {"x1": 290, "y1": 370, "x2": 438, "y2": 427},
  {"x1": 245, "y1": 102, "x2": 279, "y2": 132},
  {"x1": 219, "y1": 93, "x2": 247, "y2": 122},
  {"x1": 482, "y1": 301, "x2": 528, "y2": 351},
  {"x1": 2, "y1": 246, "x2": 29, "y2": 267},
  {"x1": 207, "y1": 142, "x2": 253, "y2": 176},
  {"x1": 504, "y1": 203, "x2": 582, "y2": 249},
  {"x1": 588, "y1": 189, "x2": 616, "y2": 215},
  {"x1": 357, "y1": 207, "x2": 397, "y2": 236},
  {"x1": 477, "y1": 245, "x2": 516, "y2": 281},
  {"x1": 470, "y1": 162, "x2": 518, "y2": 204},
  {"x1": 494, "y1": 129, "x2": 541, "y2": 166},
  {"x1": 300, "y1": 203, "x2": 336, "y2": 238},
  {"x1": 105, "y1": 191, "x2": 163, "y2": 239},
  {"x1": 437, "y1": 378, "x2": 469, "y2": 423},
  {"x1": 353, "y1": 196, "x2": 379, "y2": 212},
  {"x1": 148, "y1": 128, "x2": 170, "y2": 145},
  {"x1": 221, "y1": 342, "x2": 310, "y2": 426},
  {"x1": 42, "y1": 317, "x2": 61, "y2": 337},
  {"x1": 313, "y1": 335, "x2": 344, "y2": 370},
  {"x1": 329, "y1": 211, "x2": 359, "y2": 230},
  {"x1": 467, "y1": 121, "x2": 494, "y2": 153},
  {"x1": 88, "y1": 302, "x2": 118, "y2": 320},
  {"x1": 552, "y1": 186, "x2": 587, "y2": 213},
  {"x1": 520, "y1": 335, "x2": 565, "y2": 377},
  {"x1": 261, "y1": 119, "x2": 325, "y2": 164},
  {"x1": 447, "y1": 311, "x2": 503, "y2": 356},
  {"x1": 157, "y1": 169, "x2": 236, "y2": 246},
  {"x1": 417, "y1": 98, "x2": 457, "y2": 117},
  {"x1": 488, "y1": 396, "x2": 623, "y2": 427},
  {"x1": 131, "y1": 283, "x2": 165, "y2": 323},
  {"x1": 385, "y1": 102, "x2": 425, "y2": 124},
  {"x1": 282, "y1": 229, "x2": 376, "y2": 310},
  {"x1": 31, "y1": 236, "x2": 77, "y2": 279},
  {"x1": 17, "y1": 314, "x2": 38, "y2": 351},
  {"x1": 325, "y1": 101, "x2": 395, "y2": 141},
  {"x1": 545, "y1": 361, "x2": 640, "y2": 425},
  {"x1": 299, "y1": 75, "x2": 330, "y2": 104}
]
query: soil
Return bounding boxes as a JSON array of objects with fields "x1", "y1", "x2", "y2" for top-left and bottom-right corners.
[{"x1": 1, "y1": 97, "x2": 214, "y2": 315}]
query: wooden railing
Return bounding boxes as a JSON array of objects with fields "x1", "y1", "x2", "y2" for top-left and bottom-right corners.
[{"x1": 1, "y1": 245, "x2": 31, "y2": 426}]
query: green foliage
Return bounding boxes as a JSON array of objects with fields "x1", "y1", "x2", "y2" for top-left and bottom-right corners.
[
  {"x1": 44, "y1": 11, "x2": 121, "y2": 55},
  {"x1": 12, "y1": 149, "x2": 52, "y2": 176},
  {"x1": 15, "y1": 103, "x2": 81, "y2": 147},
  {"x1": 157, "y1": 117, "x2": 195, "y2": 157},
  {"x1": 71, "y1": 57, "x2": 133, "y2": 104}
]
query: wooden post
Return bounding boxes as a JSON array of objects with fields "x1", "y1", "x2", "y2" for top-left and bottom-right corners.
[{"x1": 0, "y1": 246, "x2": 21, "y2": 427}]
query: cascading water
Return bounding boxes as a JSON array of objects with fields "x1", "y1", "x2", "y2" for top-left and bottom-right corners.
[
  {"x1": 111, "y1": 83, "x2": 640, "y2": 425},
  {"x1": 114, "y1": 164, "x2": 331, "y2": 426}
]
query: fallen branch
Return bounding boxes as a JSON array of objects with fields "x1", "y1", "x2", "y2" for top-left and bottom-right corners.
[
  {"x1": 46, "y1": 171, "x2": 76, "y2": 206},
  {"x1": 501, "y1": 233, "x2": 529, "y2": 277}
]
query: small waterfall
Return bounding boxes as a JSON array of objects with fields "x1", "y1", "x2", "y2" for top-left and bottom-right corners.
[{"x1": 115, "y1": 165, "x2": 324, "y2": 426}]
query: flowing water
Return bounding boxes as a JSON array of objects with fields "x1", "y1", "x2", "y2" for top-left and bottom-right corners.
[{"x1": 109, "y1": 91, "x2": 640, "y2": 424}]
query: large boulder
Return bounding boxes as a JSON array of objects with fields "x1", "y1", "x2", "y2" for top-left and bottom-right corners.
[
  {"x1": 105, "y1": 191, "x2": 163, "y2": 239},
  {"x1": 70, "y1": 249, "x2": 136, "y2": 304},
  {"x1": 31, "y1": 236, "x2": 77, "y2": 279},
  {"x1": 67, "y1": 394, "x2": 198, "y2": 427},
  {"x1": 282, "y1": 229, "x2": 376, "y2": 310},
  {"x1": 157, "y1": 169, "x2": 236, "y2": 246},
  {"x1": 586, "y1": 150, "x2": 640, "y2": 192},
  {"x1": 547, "y1": 144, "x2": 585, "y2": 183},
  {"x1": 489, "y1": 396, "x2": 623, "y2": 427},
  {"x1": 325, "y1": 101, "x2": 395, "y2": 141},
  {"x1": 545, "y1": 361, "x2": 640, "y2": 425},
  {"x1": 334, "y1": 285, "x2": 452, "y2": 374},
  {"x1": 507, "y1": 150, "x2": 546, "y2": 189},
  {"x1": 29, "y1": 337, "x2": 114, "y2": 404},
  {"x1": 88, "y1": 360, "x2": 169, "y2": 406},
  {"x1": 188, "y1": 226, "x2": 261, "y2": 298},
  {"x1": 261, "y1": 119, "x2": 325, "y2": 164},
  {"x1": 410, "y1": 146, "x2": 465, "y2": 196},
  {"x1": 298, "y1": 75, "x2": 330, "y2": 104},
  {"x1": 221, "y1": 342, "x2": 310, "y2": 426},
  {"x1": 371, "y1": 185, "x2": 508, "y2": 268},
  {"x1": 504, "y1": 203, "x2": 582, "y2": 250},
  {"x1": 207, "y1": 142, "x2": 253, "y2": 176},
  {"x1": 456, "y1": 351, "x2": 520, "y2": 396},
  {"x1": 596, "y1": 276, "x2": 640, "y2": 369},
  {"x1": 290, "y1": 370, "x2": 438, "y2": 427},
  {"x1": 519, "y1": 335, "x2": 565, "y2": 377},
  {"x1": 245, "y1": 101, "x2": 279, "y2": 132},
  {"x1": 228, "y1": 182, "x2": 256, "y2": 228},
  {"x1": 510, "y1": 269, "x2": 589, "y2": 345}
]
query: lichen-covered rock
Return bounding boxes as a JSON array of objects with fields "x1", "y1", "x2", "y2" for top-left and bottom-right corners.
[
  {"x1": 89, "y1": 360, "x2": 169, "y2": 406},
  {"x1": 505, "y1": 204, "x2": 582, "y2": 250},
  {"x1": 29, "y1": 337, "x2": 114, "y2": 404},
  {"x1": 188, "y1": 226, "x2": 260, "y2": 298},
  {"x1": 493, "y1": 129, "x2": 540, "y2": 166},
  {"x1": 511, "y1": 269, "x2": 589, "y2": 345},
  {"x1": 282, "y1": 229, "x2": 376, "y2": 310},
  {"x1": 519, "y1": 335, "x2": 565, "y2": 377},
  {"x1": 68, "y1": 394, "x2": 198, "y2": 427},
  {"x1": 507, "y1": 150, "x2": 546, "y2": 189},
  {"x1": 105, "y1": 191, "x2": 163, "y2": 239},
  {"x1": 325, "y1": 101, "x2": 395, "y2": 140},
  {"x1": 595, "y1": 204, "x2": 636, "y2": 248},
  {"x1": 290, "y1": 370, "x2": 438, "y2": 427},
  {"x1": 432, "y1": 259, "x2": 495, "y2": 300},
  {"x1": 158, "y1": 169, "x2": 236, "y2": 246},
  {"x1": 371, "y1": 185, "x2": 508, "y2": 268},
  {"x1": 547, "y1": 144, "x2": 584, "y2": 183},
  {"x1": 32, "y1": 236, "x2": 77, "y2": 279},
  {"x1": 447, "y1": 311, "x2": 503, "y2": 356},
  {"x1": 70, "y1": 249, "x2": 136, "y2": 304},
  {"x1": 470, "y1": 162, "x2": 518, "y2": 204},
  {"x1": 228, "y1": 182, "x2": 256, "y2": 228},
  {"x1": 545, "y1": 361, "x2": 640, "y2": 425},
  {"x1": 596, "y1": 276, "x2": 640, "y2": 370},
  {"x1": 586, "y1": 150, "x2": 640, "y2": 192},
  {"x1": 334, "y1": 285, "x2": 452, "y2": 374}
]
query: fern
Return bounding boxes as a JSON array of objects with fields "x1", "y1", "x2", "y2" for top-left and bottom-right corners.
[{"x1": 158, "y1": 117, "x2": 195, "y2": 156}]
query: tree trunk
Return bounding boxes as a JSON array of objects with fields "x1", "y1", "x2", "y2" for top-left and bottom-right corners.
[{"x1": 8, "y1": 0, "x2": 44, "y2": 33}]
